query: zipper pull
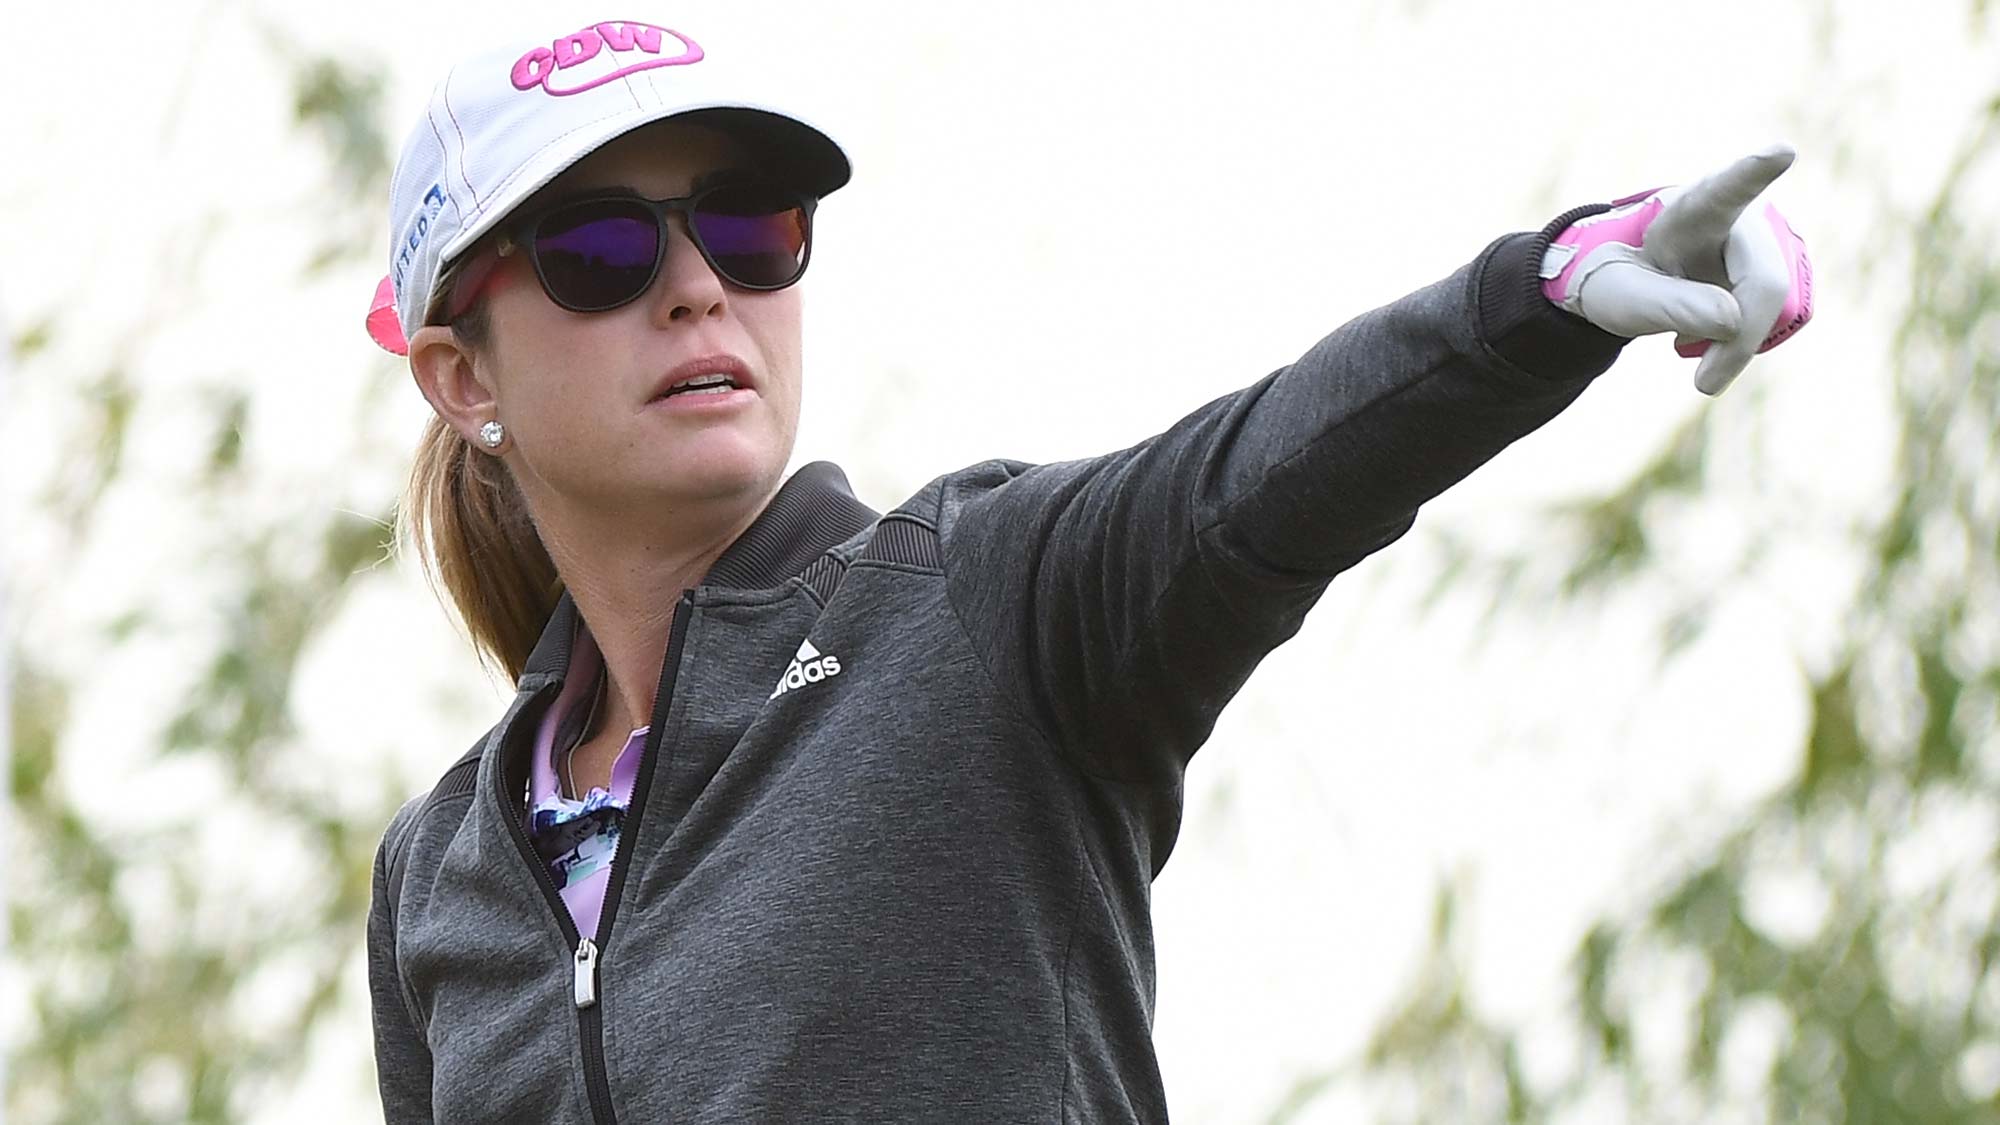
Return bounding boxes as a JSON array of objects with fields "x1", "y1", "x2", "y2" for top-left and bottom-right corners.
[{"x1": 573, "y1": 938, "x2": 599, "y2": 1009}]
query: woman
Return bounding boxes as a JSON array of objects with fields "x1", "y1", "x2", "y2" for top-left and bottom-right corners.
[{"x1": 364, "y1": 18, "x2": 1811, "y2": 1124}]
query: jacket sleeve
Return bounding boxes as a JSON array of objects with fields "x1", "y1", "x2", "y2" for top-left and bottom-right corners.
[
  {"x1": 941, "y1": 217, "x2": 1628, "y2": 787},
  {"x1": 367, "y1": 796, "x2": 435, "y2": 1124}
]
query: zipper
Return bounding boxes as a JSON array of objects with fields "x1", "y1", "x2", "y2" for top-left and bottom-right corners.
[
  {"x1": 497, "y1": 593, "x2": 695, "y2": 1125},
  {"x1": 576, "y1": 939, "x2": 611, "y2": 1124},
  {"x1": 574, "y1": 938, "x2": 599, "y2": 1006}
]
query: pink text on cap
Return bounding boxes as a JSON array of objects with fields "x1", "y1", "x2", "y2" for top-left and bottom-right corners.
[{"x1": 511, "y1": 22, "x2": 703, "y2": 96}]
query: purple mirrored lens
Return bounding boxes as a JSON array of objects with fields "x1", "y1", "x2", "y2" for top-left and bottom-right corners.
[
  {"x1": 691, "y1": 190, "x2": 808, "y2": 288},
  {"x1": 534, "y1": 207, "x2": 659, "y2": 310}
]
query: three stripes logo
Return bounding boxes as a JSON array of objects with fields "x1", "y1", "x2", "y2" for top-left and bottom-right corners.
[{"x1": 769, "y1": 638, "x2": 843, "y2": 701}]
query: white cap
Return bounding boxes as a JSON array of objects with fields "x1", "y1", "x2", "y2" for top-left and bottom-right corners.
[{"x1": 367, "y1": 19, "x2": 851, "y2": 354}]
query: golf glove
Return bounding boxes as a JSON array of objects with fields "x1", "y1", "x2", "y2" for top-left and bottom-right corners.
[{"x1": 1540, "y1": 145, "x2": 1813, "y2": 396}]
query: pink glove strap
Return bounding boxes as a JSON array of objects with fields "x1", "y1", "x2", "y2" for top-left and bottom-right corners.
[{"x1": 1539, "y1": 187, "x2": 1665, "y2": 308}]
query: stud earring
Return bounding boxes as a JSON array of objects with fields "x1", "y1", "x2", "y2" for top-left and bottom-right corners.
[{"x1": 478, "y1": 420, "x2": 505, "y2": 449}]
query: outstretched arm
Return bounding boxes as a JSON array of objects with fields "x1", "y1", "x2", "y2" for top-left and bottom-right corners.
[{"x1": 941, "y1": 149, "x2": 1811, "y2": 791}]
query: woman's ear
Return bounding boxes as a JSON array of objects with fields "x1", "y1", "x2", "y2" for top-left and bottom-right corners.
[{"x1": 408, "y1": 325, "x2": 500, "y2": 446}]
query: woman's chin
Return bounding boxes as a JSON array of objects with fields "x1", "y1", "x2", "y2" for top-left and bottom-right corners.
[{"x1": 644, "y1": 437, "x2": 789, "y2": 504}]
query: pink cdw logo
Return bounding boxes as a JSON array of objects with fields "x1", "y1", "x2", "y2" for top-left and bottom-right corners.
[{"x1": 510, "y1": 22, "x2": 703, "y2": 96}]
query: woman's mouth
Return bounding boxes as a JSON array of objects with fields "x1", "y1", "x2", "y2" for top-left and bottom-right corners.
[{"x1": 652, "y1": 372, "x2": 741, "y2": 400}]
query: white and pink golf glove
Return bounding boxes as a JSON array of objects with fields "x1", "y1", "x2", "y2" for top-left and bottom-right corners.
[{"x1": 1540, "y1": 145, "x2": 1813, "y2": 396}]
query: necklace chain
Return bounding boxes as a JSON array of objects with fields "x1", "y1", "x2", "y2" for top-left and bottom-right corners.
[{"x1": 563, "y1": 672, "x2": 607, "y2": 800}]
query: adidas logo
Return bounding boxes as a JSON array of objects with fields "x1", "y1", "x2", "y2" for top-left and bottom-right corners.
[{"x1": 769, "y1": 638, "x2": 843, "y2": 700}]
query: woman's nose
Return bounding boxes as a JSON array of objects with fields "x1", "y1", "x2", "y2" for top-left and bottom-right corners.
[{"x1": 649, "y1": 213, "x2": 728, "y2": 323}]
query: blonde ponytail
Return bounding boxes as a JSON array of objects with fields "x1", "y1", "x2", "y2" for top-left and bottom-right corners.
[
  {"x1": 397, "y1": 256, "x2": 562, "y2": 683},
  {"x1": 400, "y1": 414, "x2": 562, "y2": 683}
]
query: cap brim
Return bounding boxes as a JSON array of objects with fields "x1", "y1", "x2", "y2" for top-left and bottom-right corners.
[
  {"x1": 436, "y1": 100, "x2": 851, "y2": 271},
  {"x1": 676, "y1": 106, "x2": 851, "y2": 197}
]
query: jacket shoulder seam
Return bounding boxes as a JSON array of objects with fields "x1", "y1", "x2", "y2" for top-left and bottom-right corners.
[
  {"x1": 936, "y1": 470, "x2": 1190, "y2": 788},
  {"x1": 932, "y1": 502, "x2": 1099, "y2": 780}
]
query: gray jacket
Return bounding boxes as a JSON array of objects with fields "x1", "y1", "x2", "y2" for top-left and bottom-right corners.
[{"x1": 367, "y1": 216, "x2": 1628, "y2": 1124}]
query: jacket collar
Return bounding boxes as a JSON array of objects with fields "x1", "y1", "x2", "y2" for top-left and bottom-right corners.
[{"x1": 516, "y1": 461, "x2": 878, "y2": 686}]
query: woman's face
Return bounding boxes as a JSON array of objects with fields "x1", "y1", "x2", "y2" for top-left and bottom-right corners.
[{"x1": 456, "y1": 119, "x2": 805, "y2": 525}]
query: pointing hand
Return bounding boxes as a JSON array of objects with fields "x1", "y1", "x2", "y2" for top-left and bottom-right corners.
[{"x1": 1540, "y1": 146, "x2": 1814, "y2": 396}]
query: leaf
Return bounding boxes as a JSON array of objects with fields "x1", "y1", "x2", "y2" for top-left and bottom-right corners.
[
  {"x1": 11, "y1": 315, "x2": 56, "y2": 360},
  {"x1": 1912, "y1": 636, "x2": 1966, "y2": 783},
  {"x1": 204, "y1": 391, "x2": 248, "y2": 481},
  {"x1": 1798, "y1": 660, "x2": 1868, "y2": 802}
]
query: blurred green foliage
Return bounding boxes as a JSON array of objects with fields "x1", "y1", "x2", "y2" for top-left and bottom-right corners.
[
  {"x1": 1308, "y1": 9, "x2": 2000, "y2": 1125},
  {"x1": 6, "y1": 41, "x2": 400, "y2": 1125}
]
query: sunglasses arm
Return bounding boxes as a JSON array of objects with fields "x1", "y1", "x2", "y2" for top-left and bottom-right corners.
[{"x1": 438, "y1": 236, "x2": 521, "y2": 324}]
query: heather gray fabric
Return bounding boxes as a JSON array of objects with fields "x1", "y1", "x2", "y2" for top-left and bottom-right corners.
[{"x1": 367, "y1": 226, "x2": 1628, "y2": 1123}]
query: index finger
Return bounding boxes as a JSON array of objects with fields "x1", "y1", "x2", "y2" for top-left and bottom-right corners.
[{"x1": 1649, "y1": 144, "x2": 1797, "y2": 254}]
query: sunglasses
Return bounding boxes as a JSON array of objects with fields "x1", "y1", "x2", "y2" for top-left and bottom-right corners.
[{"x1": 443, "y1": 178, "x2": 816, "y2": 320}]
